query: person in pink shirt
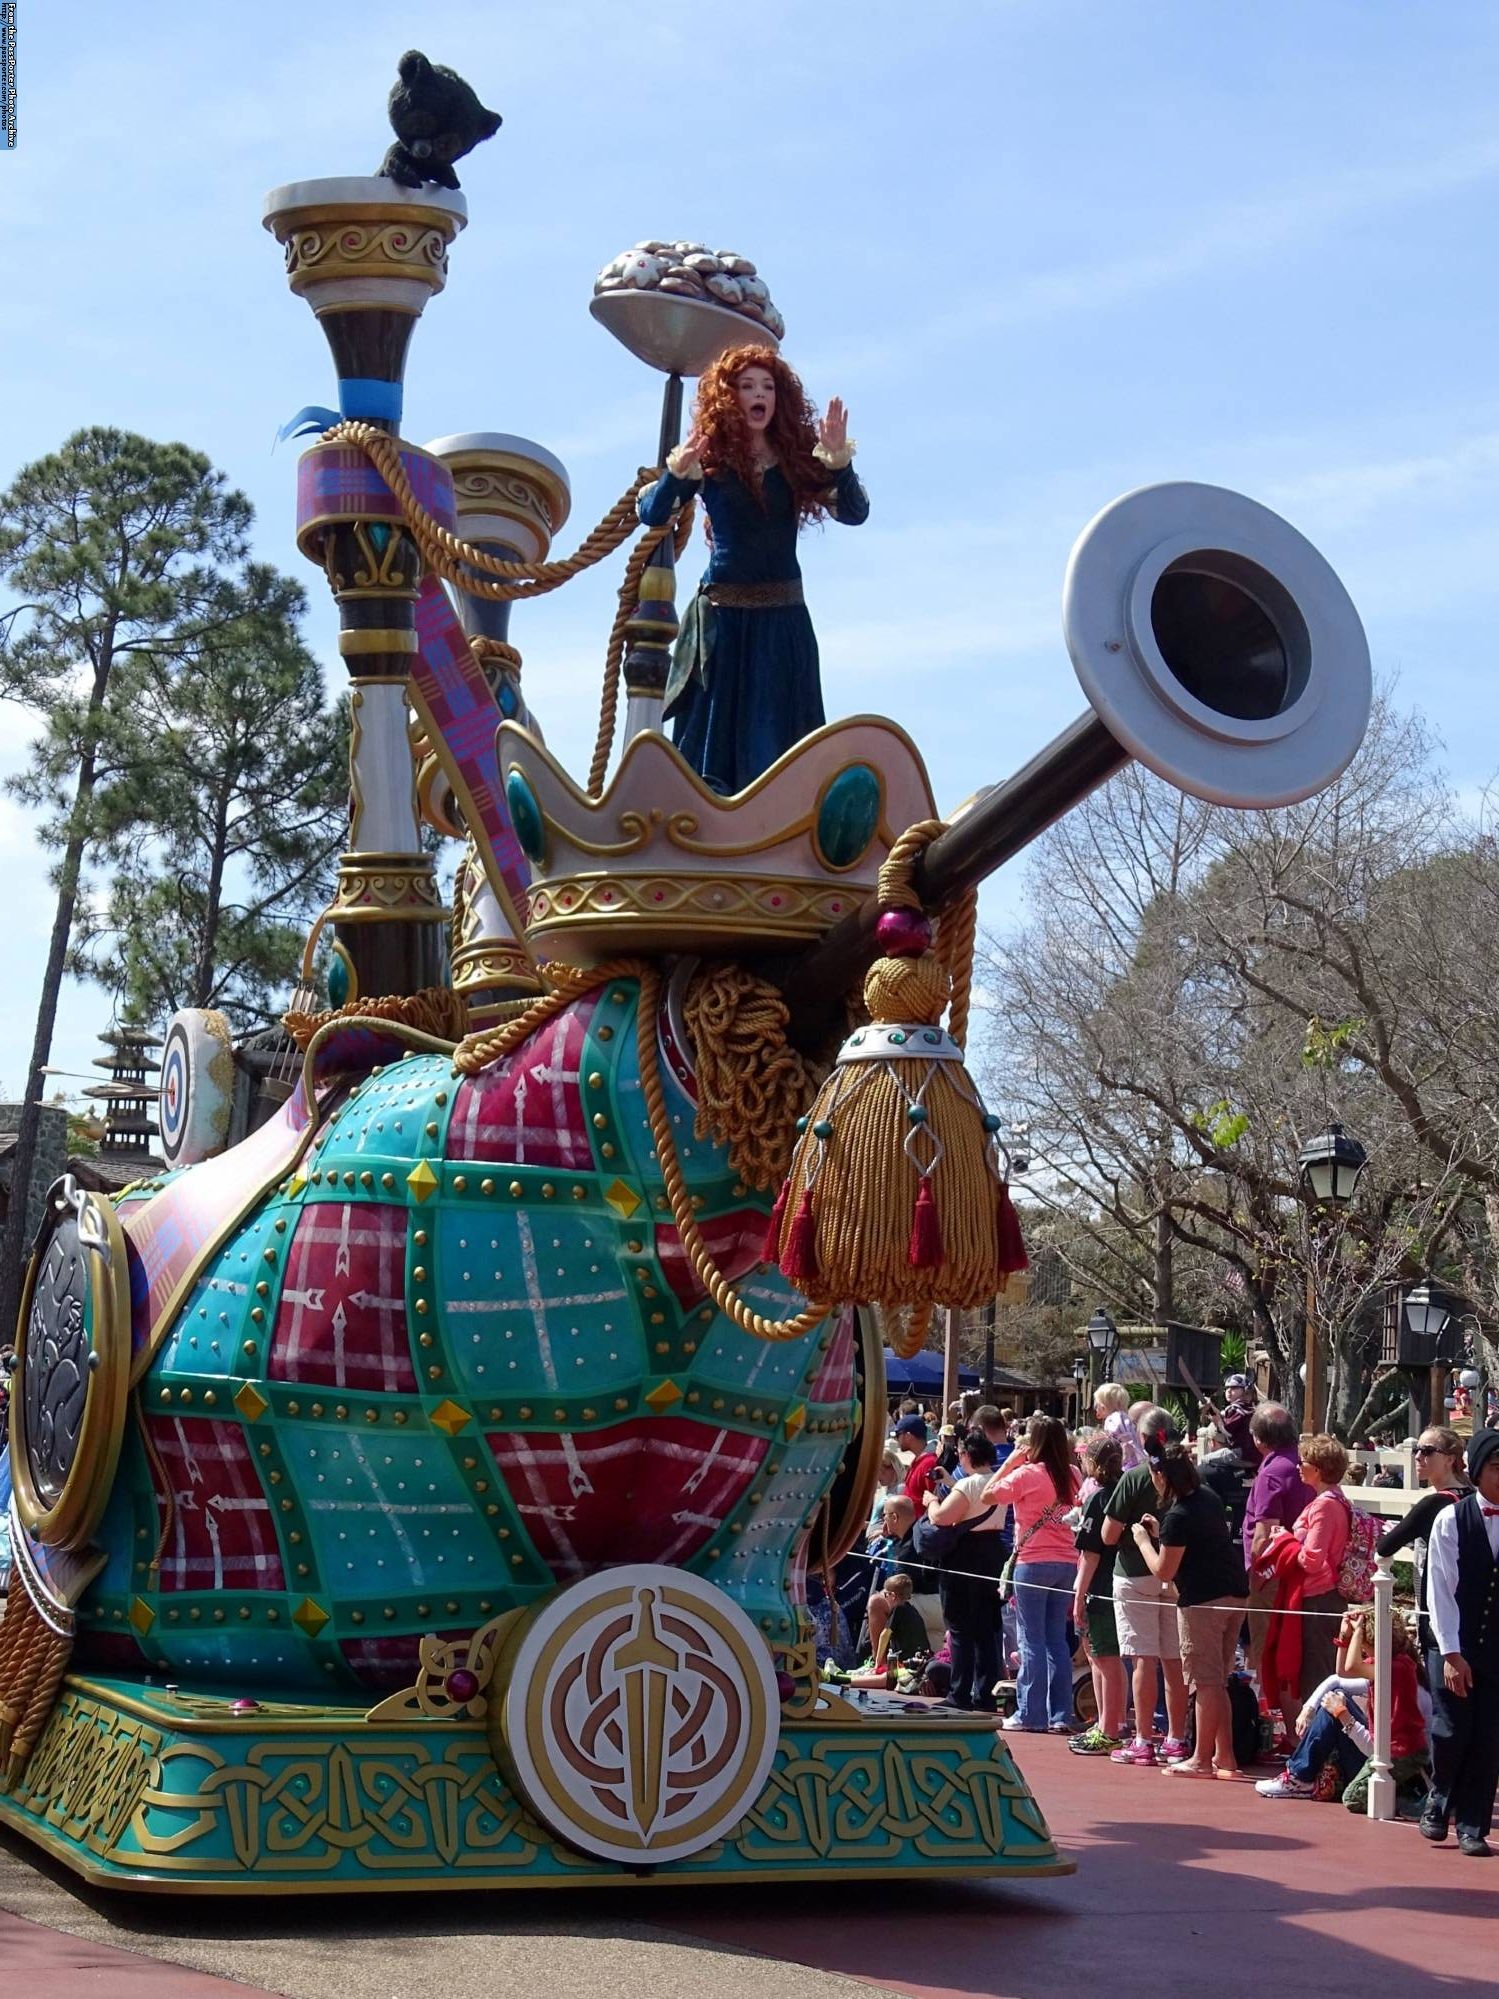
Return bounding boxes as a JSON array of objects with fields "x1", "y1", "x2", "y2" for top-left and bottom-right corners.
[
  {"x1": 985, "y1": 1415, "x2": 1082, "y2": 1733},
  {"x1": 1271, "y1": 1433, "x2": 1351, "y2": 1699}
]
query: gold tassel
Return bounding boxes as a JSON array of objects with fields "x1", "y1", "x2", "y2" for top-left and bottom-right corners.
[
  {"x1": 0, "y1": 1581, "x2": 72, "y2": 1789},
  {"x1": 767, "y1": 826, "x2": 1027, "y2": 1313}
]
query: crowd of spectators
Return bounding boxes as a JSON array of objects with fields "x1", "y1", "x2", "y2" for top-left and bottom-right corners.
[{"x1": 813, "y1": 1382, "x2": 1497, "y2": 1857}]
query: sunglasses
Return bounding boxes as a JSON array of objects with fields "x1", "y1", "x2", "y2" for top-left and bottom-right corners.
[{"x1": 1414, "y1": 1444, "x2": 1451, "y2": 1458}]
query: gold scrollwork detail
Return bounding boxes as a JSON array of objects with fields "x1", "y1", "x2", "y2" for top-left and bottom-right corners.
[
  {"x1": 330, "y1": 861, "x2": 446, "y2": 924},
  {"x1": 450, "y1": 468, "x2": 562, "y2": 548},
  {"x1": 350, "y1": 520, "x2": 416, "y2": 591},
  {"x1": 282, "y1": 222, "x2": 452, "y2": 297},
  {"x1": 735, "y1": 1736, "x2": 1051, "y2": 1865},
  {"x1": 526, "y1": 871, "x2": 869, "y2": 944},
  {"x1": 365, "y1": 1613, "x2": 521, "y2": 1725}
]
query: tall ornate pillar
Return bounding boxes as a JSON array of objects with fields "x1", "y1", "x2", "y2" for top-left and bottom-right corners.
[
  {"x1": 426, "y1": 432, "x2": 572, "y2": 1020},
  {"x1": 263, "y1": 176, "x2": 465, "y2": 1002}
]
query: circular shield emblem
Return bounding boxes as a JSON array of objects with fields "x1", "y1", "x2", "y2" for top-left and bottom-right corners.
[
  {"x1": 495, "y1": 1566, "x2": 780, "y2": 1865},
  {"x1": 158, "y1": 1007, "x2": 233, "y2": 1168},
  {"x1": 10, "y1": 1177, "x2": 132, "y2": 1548}
]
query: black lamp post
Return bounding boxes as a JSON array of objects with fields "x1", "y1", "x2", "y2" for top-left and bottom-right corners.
[
  {"x1": 1071, "y1": 1354, "x2": 1089, "y2": 1427},
  {"x1": 1296, "y1": 1122, "x2": 1368, "y2": 1432},
  {"x1": 1401, "y1": 1280, "x2": 1457, "y2": 1430},
  {"x1": 1085, "y1": 1306, "x2": 1119, "y2": 1397}
]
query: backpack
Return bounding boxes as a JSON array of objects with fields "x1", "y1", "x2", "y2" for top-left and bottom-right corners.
[
  {"x1": 1185, "y1": 1673, "x2": 1263, "y2": 1768},
  {"x1": 1334, "y1": 1494, "x2": 1379, "y2": 1604}
]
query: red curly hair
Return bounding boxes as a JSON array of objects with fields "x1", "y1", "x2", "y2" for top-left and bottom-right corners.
[{"x1": 693, "y1": 344, "x2": 830, "y2": 524}]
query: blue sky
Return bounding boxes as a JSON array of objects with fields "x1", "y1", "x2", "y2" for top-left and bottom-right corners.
[{"x1": 4, "y1": 0, "x2": 1499, "y2": 1097}]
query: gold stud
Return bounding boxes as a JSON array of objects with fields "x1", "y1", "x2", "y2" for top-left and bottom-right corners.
[
  {"x1": 412, "y1": 1266, "x2": 427, "y2": 1283},
  {"x1": 453, "y1": 1173, "x2": 468, "y2": 1193},
  {"x1": 414, "y1": 1229, "x2": 428, "y2": 1246},
  {"x1": 510, "y1": 1181, "x2": 523, "y2": 1198}
]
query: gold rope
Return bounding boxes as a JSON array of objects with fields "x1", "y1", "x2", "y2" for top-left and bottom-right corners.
[
  {"x1": 0, "y1": 1585, "x2": 72, "y2": 1787},
  {"x1": 638, "y1": 961, "x2": 829, "y2": 1344},
  {"x1": 587, "y1": 502, "x2": 697, "y2": 797},
  {"x1": 320, "y1": 421, "x2": 668, "y2": 603},
  {"x1": 469, "y1": 634, "x2": 522, "y2": 679},
  {"x1": 683, "y1": 962, "x2": 824, "y2": 1191},
  {"x1": 452, "y1": 960, "x2": 826, "y2": 1343},
  {"x1": 284, "y1": 986, "x2": 466, "y2": 1052}
]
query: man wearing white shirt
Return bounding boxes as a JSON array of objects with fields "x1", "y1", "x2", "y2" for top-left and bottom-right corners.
[{"x1": 1423, "y1": 1427, "x2": 1499, "y2": 1857}]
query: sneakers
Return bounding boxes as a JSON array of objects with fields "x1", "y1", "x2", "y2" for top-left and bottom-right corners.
[
  {"x1": 1159, "y1": 1736, "x2": 1191, "y2": 1763},
  {"x1": 1068, "y1": 1727, "x2": 1124, "y2": 1756},
  {"x1": 1109, "y1": 1737, "x2": 1159, "y2": 1766},
  {"x1": 1255, "y1": 1772, "x2": 1315, "y2": 1799},
  {"x1": 1418, "y1": 1811, "x2": 1448, "y2": 1843}
]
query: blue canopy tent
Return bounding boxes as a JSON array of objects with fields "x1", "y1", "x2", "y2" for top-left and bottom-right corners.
[{"x1": 882, "y1": 1348, "x2": 980, "y2": 1395}]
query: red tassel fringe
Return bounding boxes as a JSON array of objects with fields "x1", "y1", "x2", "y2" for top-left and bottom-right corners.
[
  {"x1": 782, "y1": 1188, "x2": 820, "y2": 1288},
  {"x1": 996, "y1": 1182, "x2": 1029, "y2": 1275},
  {"x1": 908, "y1": 1177, "x2": 944, "y2": 1270},
  {"x1": 761, "y1": 1178, "x2": 790, "y2": 1265}
]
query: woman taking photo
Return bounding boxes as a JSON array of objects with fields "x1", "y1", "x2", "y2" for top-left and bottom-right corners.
[
  {"x1": 1130, "y1": 1443, "x2": 1252, "y2": 1779},
  {"x1": 922, "y1": 1430, "x2": 1006, "y2": 1711},
  {"x1": 984, "y1": 1415, "x2": 1081, "y2": 1733}
]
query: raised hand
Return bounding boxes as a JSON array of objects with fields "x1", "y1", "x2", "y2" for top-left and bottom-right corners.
[
  {"x1": 672, "y1": 423, "x2": 710, "y2": 474},
  {"x1": 818, "y1": 396, "x2": 849, "y2": 456}
]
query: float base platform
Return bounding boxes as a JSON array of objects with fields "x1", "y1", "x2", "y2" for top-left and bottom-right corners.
[{"x1": 0, "y1": 1676, "x2": 1071, "y2": 1894}]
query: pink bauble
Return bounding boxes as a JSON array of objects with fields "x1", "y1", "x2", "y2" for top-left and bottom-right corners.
[
  {"x1": 446, "y1": 1668, "x2": 480, "y2": 1704},
  {"x1": 875, "y1": 908, "x2": 932, "y2": 958}
]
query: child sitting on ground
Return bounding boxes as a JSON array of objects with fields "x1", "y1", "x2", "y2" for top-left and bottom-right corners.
[
  {"x1": 846, "y1": 1574, "x2": 931, "y2": 1688},
  {"x1": 1256, "y1": 1605, "x2": 1430, "y2": 1813}
]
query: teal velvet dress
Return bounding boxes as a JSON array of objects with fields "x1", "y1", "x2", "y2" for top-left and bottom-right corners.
[{"x1": 636, "y1": 456, "x2": 869, "y2": 794}]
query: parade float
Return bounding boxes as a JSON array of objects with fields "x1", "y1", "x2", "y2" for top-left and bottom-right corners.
[{"x1": 0, "y1": 54, "x2": 1371, "y2": 1893}]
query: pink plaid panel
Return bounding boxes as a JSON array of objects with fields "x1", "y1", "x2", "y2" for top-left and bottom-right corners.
[
  {"x1": 269, "y1": 1202, "x2": 416, "y2": 1392},
  {"x1": 807, "y1": 1306, "x2": 857, "y2": 1402},
  {"x1": 486, "y1": 1417, "x2": 768, "y2": 1576},
  {"x1": 144, "y1": 1415, "x2": 286, "y2": 1593},
  {"x1": 654, "y1": 1207, "x2": 767, "y2": 1311},
  {"x1": 338, "y1": 1630, "x2": 469, "y2": 1690},
  {"x1": 447, "y1": 995, "x2": 597, "y2": 1168}
]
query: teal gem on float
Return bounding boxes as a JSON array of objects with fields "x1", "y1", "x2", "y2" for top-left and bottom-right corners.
[
  {"x1": 506, "y1": 768, "x2": 547, "y2": 865},
  {"x1": 907, "y1": 1104, "x2": 928, "y2": 1124},
  {"x1": 812, "y1": 1120, "x2": 834, "y2": 1141},
  {"x1": 327, "y1": 952, "x2": 350, "y2": 1009},
  {"x1": 982, "y1": 1112, "x2": 1002, "y2": 1133},
  {"x1": 815, "y1": 764, "x2": 882, "y2": 869}
]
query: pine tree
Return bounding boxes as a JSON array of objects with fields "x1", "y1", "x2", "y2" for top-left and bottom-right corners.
[
  {"x1": 74, "y1": 564, "x2": 348, "y2": 1030},
  {"x1": 0, "y1": 428, "x2": 253, "y2": 1336}
]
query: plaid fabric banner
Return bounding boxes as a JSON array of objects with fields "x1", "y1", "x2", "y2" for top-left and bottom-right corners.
[
  {"x1": 808, "y1": 1306, "x2": 857, "y2": 1402},
  {"x1": 486, "y1": 1416, "x2": 769, "y2": 1577},
  {"x1": 654, "y1": 1207, "x2": 768, "y2": 1311},
  {"x1": 143, "y1": 1415, "x2": 285, "y2": 1594},
  {"x1": 447, "y1": 996, "x2": 596, "y2": 1168},
  {"x1": 121, "y1": 1080, "x2": 317, "y2": 1365},
  {"x1": 269, "y1": 1202, "x2": 416, "y2": 1393},
  {"x1": 410, "y1": 572, "x2": 531, "y2": 916}
]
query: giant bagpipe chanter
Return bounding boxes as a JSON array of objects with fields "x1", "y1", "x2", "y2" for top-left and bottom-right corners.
[{"x1": 0, "y1": 54, "x2": 1368, "y2": 1895}]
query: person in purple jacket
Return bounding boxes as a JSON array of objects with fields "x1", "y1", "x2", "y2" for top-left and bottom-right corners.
[{"x1": 1243, "y1": 1403, "x2": 1314, "y2": 1741}]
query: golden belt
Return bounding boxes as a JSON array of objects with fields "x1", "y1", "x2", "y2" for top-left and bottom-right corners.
[{"x1": 704, "y1": 579, "x2": 804, "y2": 609}]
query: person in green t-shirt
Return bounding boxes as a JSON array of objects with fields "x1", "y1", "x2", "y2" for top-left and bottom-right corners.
[{"x1": 1102, "y1": 1409, "x2": 1190, "y2": 1764}]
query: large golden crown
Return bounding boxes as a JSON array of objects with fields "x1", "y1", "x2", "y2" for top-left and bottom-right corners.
[{"x1": 500, "y1": 717, "x2": 937, "y2": 962}]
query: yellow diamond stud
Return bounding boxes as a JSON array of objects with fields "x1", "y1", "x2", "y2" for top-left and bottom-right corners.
[
  {"x1": 129, "y1": 1596, "x2": 156, "y2": 1636},
  {"x1": 286, "y1": 1173, "x2": 308, "y2": 1200},
  {"x1": 604, "y1": 1178, "x2": 642, "y2": 1219},
  {"x1": 234, "y1": 1381, "x2": 269, "y2": 1422},
  {"x1": 406, "y1": 1160, "x2": 439, "y2": 1204},
  {"x1": 430, "y1": 1399, "x2": 473, "y2": 1437},
  {"x1": 292, "y1": 1597, "x2": 330, "y2": 1638},
  {"x1": 783, "y1": 1402, "x2": 807, "y2": 1442},
  {"x1": 644, "y1": 1378, "x2": 683, "y2": 1412}
]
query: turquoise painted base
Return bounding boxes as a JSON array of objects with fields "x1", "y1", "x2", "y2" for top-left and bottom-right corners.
[{"x1": 0, "y1": 1675, "x2": 1070, "y2": 1893}]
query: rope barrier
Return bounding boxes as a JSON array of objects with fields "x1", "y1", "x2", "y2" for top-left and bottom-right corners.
[{"x1": 845, "y1": 1544, "x2": 1371, "y2": 1617}]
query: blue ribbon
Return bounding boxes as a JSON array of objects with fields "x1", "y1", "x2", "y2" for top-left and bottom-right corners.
[
  {"x1": 275, "y1": 404, "x2": 340, "y2": 444},
  {"x1": 340, "y1": 377, "x2": 404, "y2": 422},
  {"x1": 274, "y1": 377, "x2": 404, "y2": 448}
]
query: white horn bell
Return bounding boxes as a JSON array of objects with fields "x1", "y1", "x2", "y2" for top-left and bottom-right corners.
[{"x1": 1063, "y1": 481, "x2": 1372, "y2": 809}]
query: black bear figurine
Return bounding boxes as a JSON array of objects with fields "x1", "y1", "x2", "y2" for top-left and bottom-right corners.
[{"x1": 377, "y1": 50, "x2": 502, "y2": 192}]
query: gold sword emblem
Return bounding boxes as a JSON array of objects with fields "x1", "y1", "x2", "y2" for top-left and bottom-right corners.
[{"x1": 611, "y1": 1588, "x2": 681, "y2": 1836}]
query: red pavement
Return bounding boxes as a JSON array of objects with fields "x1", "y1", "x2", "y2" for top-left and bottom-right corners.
[
  {"x1": 1, "y1": 1737, "x2": 1493, "y2": 1999},
  {"x1": 0, "y1": 1908, "x2": 268, "y2": 1996},
  {"x1": 667, "y1": 1734, "x2": 1498, "y2": 1999}
]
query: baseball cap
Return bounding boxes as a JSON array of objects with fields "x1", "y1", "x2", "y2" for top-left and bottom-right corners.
[{"x1": 894, "y1": 1415, "x2": 928, "y2": 1444}]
